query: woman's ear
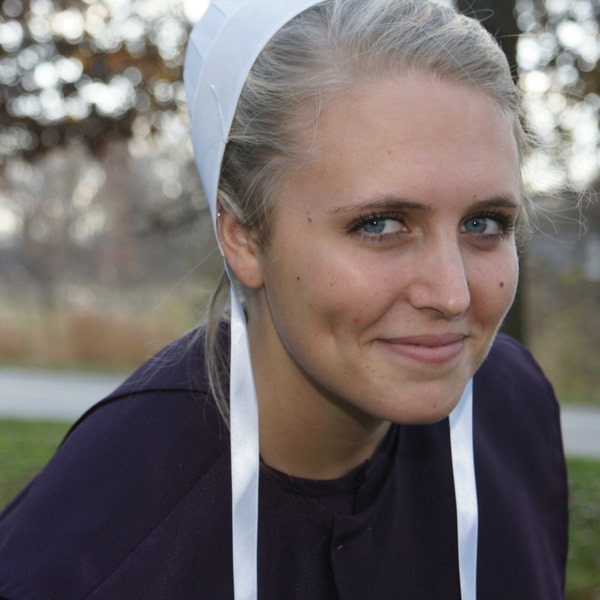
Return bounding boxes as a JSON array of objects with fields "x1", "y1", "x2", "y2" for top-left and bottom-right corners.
[{"x1": 216, "y1": 208, "x2": 264, "y2": 289}]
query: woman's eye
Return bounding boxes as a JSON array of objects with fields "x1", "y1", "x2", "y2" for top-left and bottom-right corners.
[
  {"x1": 360, "y1": 218, "x2": 403, "y2": 235},
  {"x1": 347, "y1": 214, "x2": 408, "y2": 244},
  {"x1": 462, "y1": 216, "x2": 503, "y2": 236}
]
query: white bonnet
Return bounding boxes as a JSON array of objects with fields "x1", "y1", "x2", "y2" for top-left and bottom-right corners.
[{"x1": 184, "y1": 0, "x2": 325, "y2": 228}]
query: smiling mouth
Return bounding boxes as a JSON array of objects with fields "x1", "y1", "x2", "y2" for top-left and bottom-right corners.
[{"x1": 377, "y1": 334, "x2": 467, "y2": 364}]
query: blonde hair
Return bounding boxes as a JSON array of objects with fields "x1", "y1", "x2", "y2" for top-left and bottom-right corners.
[{"x1": 203, "y1": 0, "x2": 530, "y2": 421}]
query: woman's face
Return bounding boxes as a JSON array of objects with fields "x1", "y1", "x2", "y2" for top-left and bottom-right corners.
[{"x1": 245, "y1": 73, "x2": 520, "y2": 428}]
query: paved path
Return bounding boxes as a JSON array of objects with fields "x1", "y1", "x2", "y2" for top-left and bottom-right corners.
[
  {"x1": 0, "y1": 368, "x2": 123, "y2": 421},
  {"x1": 0, "y1": 368, "x2": 599, "y2": 459},
  {"x1": 559, "y1": 404, "x2": 600, "y2": 460}
]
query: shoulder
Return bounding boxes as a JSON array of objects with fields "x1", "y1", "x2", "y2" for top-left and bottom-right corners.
[
  {"x1": 61, "y1": 328, "x2": 229, "y2": 481},
  {"x1": 474, "y1": 332, "x2": 563, "y2": 430},
  {"x1": 476, "y1": 332, "x2": 553, "y2": 394},
  {"x1": 473, "y1": 332, "x2": 562, "y2": 455},
  {"x1": 0, "y1": 329, "x2": 231, "y2": 599},
  {"x1": 473, "y1": 333, "x2": 568, "y2": 595}
]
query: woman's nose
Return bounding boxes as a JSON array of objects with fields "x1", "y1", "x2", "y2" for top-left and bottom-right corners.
[{"x1": 407, "y1": 239, "x2": 471, "y2": 318}]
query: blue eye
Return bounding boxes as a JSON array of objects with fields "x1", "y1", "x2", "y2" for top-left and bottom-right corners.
[
  {"x1": 360, "y1": 218, "x2": 403, "y2": 235},
  {"x1": 462, "y1": 216, "x2": 504, "y2": 236},
  {"x1": 348, "y1": 213, "x2": 408, "y2": 243},
  {"x1": 464, "y1": 217, "x2": 490, "y2": 234},
  {"x1": 362, "y1": 219, "x2": 387, "y2": 234}
]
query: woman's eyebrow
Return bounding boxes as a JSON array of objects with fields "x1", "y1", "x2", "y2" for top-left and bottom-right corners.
[
  {"x1": 329, "y1": 195, "x2": 519, "y2": 215},
  {"x1": 467, "y1": 197, "x2": 520, "y2": 212},
  {"x1": 330, "y1": 197, "x2": 432, "y2": 214}
]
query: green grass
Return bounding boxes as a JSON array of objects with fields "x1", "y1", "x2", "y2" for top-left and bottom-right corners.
[
  {"x1": 0, "y1": 419, "x2": 598, "y2": 598},
  {"x1": 566, "y1": 458, "x2": 600, "y2": 599},
  {"x1": 0, "y1": 419, "x2": 72, "y2": 507}
]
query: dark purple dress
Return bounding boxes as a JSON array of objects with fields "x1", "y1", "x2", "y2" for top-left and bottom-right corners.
[{"x1": 0, "y1": 332, "x2": 568, "y2": 599}]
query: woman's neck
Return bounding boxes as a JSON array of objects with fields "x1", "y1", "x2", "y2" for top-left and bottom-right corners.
[
  {"x1": 258, "y1": 399, "x2": 391, "y2": 480},
  {"x1": 248, "y1": 315, "x2": 391, "y2": 480}
]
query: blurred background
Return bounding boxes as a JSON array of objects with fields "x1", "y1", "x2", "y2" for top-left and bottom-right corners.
[
  {"x1": 0, "y1": 0, "x2": 598, "y2": 399},
  {"x1": 0, "y1": 0, "x2": 221, "y2": 370},
  {"x1": 0, "y1": 0, "x2": 599, "y2": 597}
]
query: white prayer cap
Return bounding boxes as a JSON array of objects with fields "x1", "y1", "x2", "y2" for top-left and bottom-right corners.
[{"x1": 184, "y1": 0, "x2": 325, "y2": 228}]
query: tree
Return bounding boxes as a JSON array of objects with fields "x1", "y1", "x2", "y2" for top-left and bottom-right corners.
[
  {"x1": 515, "y1": 0, "x2": 600, "y2": 191},
  {"x1": 0, "y1": 1, "x2": 215, "y2": 300},
  {"x1": 0, "y1": 0, "x2": 202, "y2": 162}
]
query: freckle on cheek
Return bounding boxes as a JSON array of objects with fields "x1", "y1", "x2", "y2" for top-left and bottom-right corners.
[
  {"x1": 296, "y1": 276, "x2": 301, "y2": 282},
  {"x1": 499, "y1": 281, "x2": 505, "y2": 288}
]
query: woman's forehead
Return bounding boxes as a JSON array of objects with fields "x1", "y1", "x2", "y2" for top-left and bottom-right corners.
[{"x1": 290, "y1": 75, "x2": 519, "y2": 181}]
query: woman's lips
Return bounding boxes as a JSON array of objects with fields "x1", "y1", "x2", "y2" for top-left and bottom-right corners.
[{"x1": 377, "y1": 334, "x2": 467, "y2": 364}]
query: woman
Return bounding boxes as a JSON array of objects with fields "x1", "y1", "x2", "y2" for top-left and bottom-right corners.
[{"x1": 0, "y1": 1, "x2": 567, "y2": 598}]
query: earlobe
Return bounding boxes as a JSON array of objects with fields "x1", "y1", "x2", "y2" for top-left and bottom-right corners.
[{"x1": 216, "y1": 208, "x2": 264, "y2": 289}]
